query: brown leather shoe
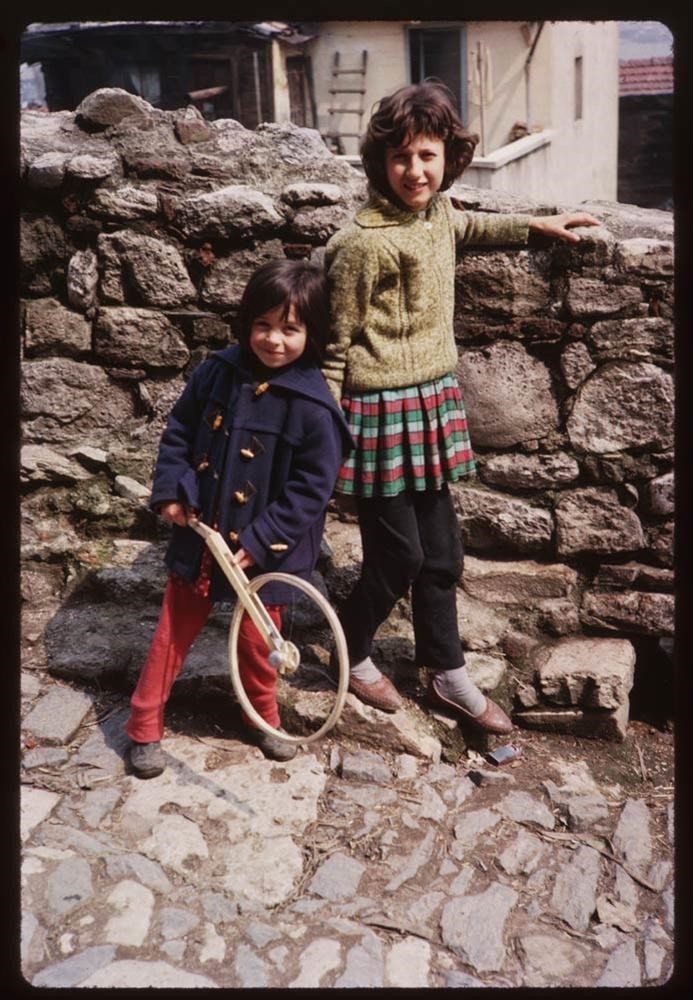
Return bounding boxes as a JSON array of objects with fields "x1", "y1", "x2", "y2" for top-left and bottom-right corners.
[
  {"x1": 348, "y1": 673, "x2": 404, "y2": 713},
  {"x1": 428, "y1": 680, "x2": 513, "y2": 734}
]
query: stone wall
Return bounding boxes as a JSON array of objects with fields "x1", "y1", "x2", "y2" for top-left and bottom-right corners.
[{"x1": 20, "y1": 89, "x2": 675, "y2": 738}]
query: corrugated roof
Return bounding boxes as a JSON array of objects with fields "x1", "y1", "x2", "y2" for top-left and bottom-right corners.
[{"x1": 619, "y1": 57, "x2": 673, "y2": 96}]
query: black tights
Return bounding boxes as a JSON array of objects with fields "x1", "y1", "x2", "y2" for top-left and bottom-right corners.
[{"x1": 339, "y1": 485, "x2": 465, "y2": 671}]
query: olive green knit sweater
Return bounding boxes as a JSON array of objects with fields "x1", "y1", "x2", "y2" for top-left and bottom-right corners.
[{"x1": 322, "y1": 189, "x2": 530, "y2": 402}]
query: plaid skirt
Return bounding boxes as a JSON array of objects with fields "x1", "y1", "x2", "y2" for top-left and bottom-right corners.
[{"x1": 336, "y1": 373, "x2": 476, "y2": 497}]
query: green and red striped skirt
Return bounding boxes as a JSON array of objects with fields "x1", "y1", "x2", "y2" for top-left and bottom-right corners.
[{"x1": 336, "y1": 373, "x2": 476, "y2": 497}]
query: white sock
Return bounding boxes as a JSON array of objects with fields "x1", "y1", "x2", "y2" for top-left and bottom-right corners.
[
  {"x1": 433, "y1": 666, "x2": 486, "y2": 716},
  {"x1": 350, "y1": 656, "x2": 382, "y2": 683}
]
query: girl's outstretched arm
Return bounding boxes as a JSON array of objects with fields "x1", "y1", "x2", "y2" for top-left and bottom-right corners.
[{"x1": 528, "y1": 211, "x2": 600, "y2": 242}]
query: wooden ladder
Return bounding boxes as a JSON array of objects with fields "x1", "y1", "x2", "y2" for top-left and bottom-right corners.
[{"x1": 324, "y1": 50, "x2": 368, "y2": 153}]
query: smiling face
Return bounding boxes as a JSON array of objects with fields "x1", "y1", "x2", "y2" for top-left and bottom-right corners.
[
  {"x1": 384, "y1": 133, "x2": 446, "y2": 212},
  {"x1": 249, "y1": 302, "x2": 308, "y2": 369}
]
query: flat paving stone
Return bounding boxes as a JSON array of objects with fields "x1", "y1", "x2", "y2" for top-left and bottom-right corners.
[
  {"x1": 550, "y1": 844, "x2": 601, "y2": 931},
  {"x1": 23, "y1": 685, "x2": 94, "y2": 744},
  {"x1": 78, "y1": 960, "x2": 218, "y2": 987},
  {"x1": 441, "y1": 883, "x2": 518, "y2": 973},
  {"x1": 309, "y1": 852, "x2": 366, "y2": 901},
  {"x1": 31, "y1": 945, "x2": 117, "y2": 988},
  {"x1": 21, "y1": 787, "x2": 61, "y2": 842},
  {"x1": 46, "y1": 858, "x2": 93, "y2": 917}
]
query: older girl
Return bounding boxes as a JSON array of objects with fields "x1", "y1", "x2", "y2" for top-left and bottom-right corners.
[{"x1": 323, "y1": 81, "x2": 597, "y2": 731}]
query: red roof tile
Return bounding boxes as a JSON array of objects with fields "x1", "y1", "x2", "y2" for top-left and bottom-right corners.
[{"x1": 619, "y1": 57, "x2": 673, "y2": 96}]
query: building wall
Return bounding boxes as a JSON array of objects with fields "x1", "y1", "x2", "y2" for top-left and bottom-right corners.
[
  {"x1": 307, "y1": 20, "x2": 619, "y2": 203},
  {"x1": 465, "y1": 21, "x2": 541, "y2": 154},
  {"x1": 544, "y1": 21, "x2": 620, "y2": 202},
  {"x1": 305, "y1": 21, "x2": 409, "y2": 155}
]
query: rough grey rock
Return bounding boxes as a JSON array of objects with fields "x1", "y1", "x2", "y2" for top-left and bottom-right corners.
[
  {"x1": 533, "y1": 637, "x2": 635, "y2": 709},
  {"x1": 614, "y1": 237, "x2": 673, "y2": 277},
  {"x1": 27, "y1": 151, "x2": 70, "y2": 189},
  {"x1": 580, "y1": 589, "x2": 674, "y2": 636},
  {"x1": 90, "y1": 184, "x2": 159, "y2": 221},
  {"x1": 200, "y1": 242, "x2": 286, "y2": 309},
  {"x1": 611, "y1": 799, "x2": 653, "y2": 869},
  {"x1": 46, "y1": 858, "x2": 94, "y2": 917},
  {"x1": 94, "y1": 307, "x2": 190, "y2": 370},
  {"x1": 596, "y1": 939, "x2": 641, "y2": 987},
  {"x1": 641, "y1": 471, "x2": 674, "y2": 516},
  {"x1": 21, "y1": 358, "x2": 136, "y2": 447},
  {"x1": 462, "y1": 556, "x2": 577, "y2": 605},
  {"x1": 549, "y1": 844, "x2": 601, "y2": 930},
  {"x1": 496, "y1": 790, "x2": 555, "y2": 829},
  {"x1": 516, "y1": 702, "x2": 630, "y2": 742},
  {"x1": 497, "y1": 828, "x2": 545, "y2": 874},
  {"x1": 451, "y1": 483, "x2": 553, "y2": 555},
  {"x1": 79, "y1": 960, "x2": 217, "y2": 988},
  {"x1": 96, "y1": 231, "x2": 196, "y2": 309},
  {"x1": 455, "y1": 248, "x2": 551, "y2": 319},
  {"x1": 76, "y1": 87, "x2": 153, "y2": 127},
  {"x1": 566, "y1": 361, "x2": 673, "y2": 453},
  {"x1": 478, "y1": 451, "x2": 580, "y2": 490},
  {"x1": 516, "y1": 931, "x2": 595, "y2": 987},
  {"x1": 22, "y1": 684, "x2": 94, "y2": 744},
  {"x1": 565, "y1": 276, "x2": 643, "y2": 318},
  {"x1": 67, "y1": 249, "x2": 99, "y2": 312},
  {"x1": 105, "y1": 853, "x2": 172, "y2": 892},
  {"x1": 22, "y1": 747, "x2": 69, "y2": 770},
  {"x1": 176, "y1": 184, "x2": 285, "y2": 239},
  {"x1": 592, "y1": 561, "x2": 674, "y2": 592},
  {"x1": 334, "y1": 932, "x2": 384, "y2": 987},
  {"x1": 24, "y1": 298, "x2": 92, "y2": 357},
  {"x1": 465, "y1": 651, "x2": 508, "y2": 692},
  {"x1": 440, "y1": 883, "x2": 518, "y2": 972},
  {"x1": 458, "y1": 340, "x2": 559, "y2": 447},
  {"x1": 452, "y1": 808, "x2": 501, "y2": 852},
  {"x1": 104, "y1": 880, "x2": 155, "y2": 946},
  {"x1": 385, "y1": 828, "x2": 437, "y2": 891},
  {"x1": 67, "y1": 151, "x2": 121, "y2": 181},
  {"x1": 555, "y1": 487, "x2": 644, "y2": 556},
  {"x1": 21, "y1": 445, "x2": 92, "y2": 485},
  {"x1": 114, "y1": 475, "x2": 150, "y2": 502},
  {"x1": 309, "y1": 853, "x2": 366, "y2": 901},
  {"x1": 339, "y1": 750, "x2": 393, "y2": 784},
  {"x1": 159, "y1": 907, "x2": 200, "y2": 940},
  {"x1": 32, "y1": 946, "x2": 117, "y2": 988},
  {"x1": 560, "y1": 341, "x2": 596, "y2": 389},
  {"x1": 291, "y1": 938, "x2": 343, "y2": 987},
  {"x1": 455, "y1": 590, "x2": 510, "y2": 650},
  {"x1": 281, "y1": 181, "x2": 345, "y2": 206},
  {"x1": 565, "y1": 795, "x2": 610, "y2": 832},
  {"x1": 588, "y1": 316, "x2": 673, "y2": 364}
]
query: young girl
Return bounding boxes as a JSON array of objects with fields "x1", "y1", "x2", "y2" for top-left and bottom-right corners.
[
  {"x1": 125, "y1": 259, "x2": 351, "y2": 776},
  {"x1": 323, "y1": 80, "x2": 598, "y2": 732}
]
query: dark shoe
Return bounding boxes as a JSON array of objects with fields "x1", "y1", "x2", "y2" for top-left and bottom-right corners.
[
  {"x1": 129, "y1": 740, "x2": 165, "y2": 778},
  {"x1": 248, "y1": 727, "x2": 298, "y2": 761},
  {"x1": 348, "y1": 673, "x2": 404, "y2": 713},
  {"x1": 428, "y1": 680, "x2": 513, "y2": 735}
]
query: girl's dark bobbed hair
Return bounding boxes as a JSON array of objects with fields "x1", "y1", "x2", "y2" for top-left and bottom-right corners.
[
  {"x1": 236, "y1": 258, "x2": 330, "y2": 363},
  {"x1": 360, "y1": 79, "x2": 480, "y2": 203}
]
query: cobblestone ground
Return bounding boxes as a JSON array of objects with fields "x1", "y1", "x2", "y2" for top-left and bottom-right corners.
[{"x1": 19, "y1": 680, "x2": 675, "y2": 989}]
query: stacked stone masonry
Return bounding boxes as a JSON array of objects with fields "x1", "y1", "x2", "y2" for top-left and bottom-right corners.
[{"x1": 20, "y1": 89, "x2": 675, "y2": 739}]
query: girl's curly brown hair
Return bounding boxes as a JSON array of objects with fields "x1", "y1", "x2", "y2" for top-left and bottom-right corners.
[{"x1": 360, "y1": 80, "x2": 479, "y2": 204}]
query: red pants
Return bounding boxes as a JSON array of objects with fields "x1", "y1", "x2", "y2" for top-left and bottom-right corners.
[{"x1": 125, "y1": 574, "x2": 283, "y2": 743}]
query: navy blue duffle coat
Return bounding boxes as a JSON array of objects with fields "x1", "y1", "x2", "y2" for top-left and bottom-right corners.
[{"x1": 150, "y1": 344, "x2": 352, "y2": 604}]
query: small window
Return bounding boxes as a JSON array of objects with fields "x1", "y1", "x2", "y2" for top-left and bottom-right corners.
[
  {"x1": 574, "y1": 56, "x2": 583, "y2": 121},
  {"x1": 409, "y1": 27, "x2": 464, "y2": 113}
]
